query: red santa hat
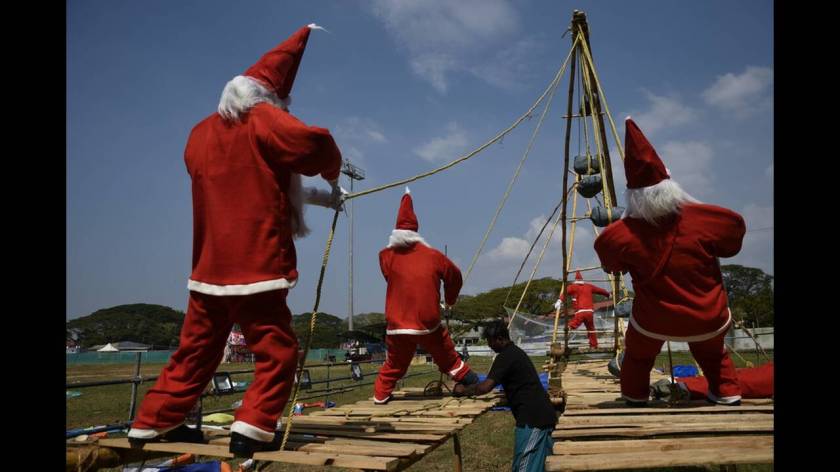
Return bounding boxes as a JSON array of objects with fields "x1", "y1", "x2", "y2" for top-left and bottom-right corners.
[
  {"x1": 395, "y1": 187, "x2": 419, "y2": 231},
  {"x1": 624, "y1": 118, "x2": 670, "y2": 189},
  {"x1": 574, "y1": 271, "x2": 584, "y2": 284},
  {"x1": 244, "y1": 24, "x2": 324, "y2": 99}
]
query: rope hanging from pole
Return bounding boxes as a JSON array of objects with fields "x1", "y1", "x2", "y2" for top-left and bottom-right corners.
[{"x1": 280, "y1": 209, "x2": 341, "y2": 451}]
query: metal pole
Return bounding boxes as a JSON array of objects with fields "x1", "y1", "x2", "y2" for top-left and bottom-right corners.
[
  {"x1": 348, "y1": 176, "x2": 354, "y2": 332},
  {"x1": 128, "y1": 351, "x2": 142, "y2": 422}
]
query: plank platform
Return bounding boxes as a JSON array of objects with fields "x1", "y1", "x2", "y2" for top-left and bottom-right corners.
[
  {"x1": 545, "y1": 360, "x2": 774, "y2": 471},
  {"x1": 76, "y1": 389, "x2": 503, "y2": 471}
]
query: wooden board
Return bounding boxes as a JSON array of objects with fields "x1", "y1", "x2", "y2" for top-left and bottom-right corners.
[
  {"x1": 93, "y1": 388, "x2": 503, "y2": 471},
  {"x1": 545, "y1": 359, "x2": 774, "y2": 470}
]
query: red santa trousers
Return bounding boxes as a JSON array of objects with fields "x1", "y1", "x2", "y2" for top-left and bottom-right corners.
[
  {"x1": 677, "y1": 362, "x2": 774, "y2": 399},
  {"x1": 132, "y1": 289, "x2": 298, "y2": 440},
  {"x1": 373, "y1": 326, "x2": 471, "y2": 402},
  {"x1": 568, "y1": 310, "x2": 598, "y2": 348},
  {"x1": 621, "y1": 324, "x2": 741, "y2": 403}
]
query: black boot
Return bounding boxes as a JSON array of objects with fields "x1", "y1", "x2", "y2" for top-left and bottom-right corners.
[
  {"x1": 128, "y1": 424, "x2": 206, "y2": 447},
  {"x1": 228, "y1": 431, "x2": 281, "y2": 458}
]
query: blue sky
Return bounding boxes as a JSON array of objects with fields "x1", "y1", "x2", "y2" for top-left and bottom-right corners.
[{"x1": 67, "y1": 0, "x2": 773, "y2": 320}]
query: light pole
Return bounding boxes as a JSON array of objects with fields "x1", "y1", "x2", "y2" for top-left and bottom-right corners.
[{"x1": 341, "y1": 160, "x2": 365, "y2": 332}]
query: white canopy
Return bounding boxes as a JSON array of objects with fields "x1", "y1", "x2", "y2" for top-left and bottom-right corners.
[{"x1": 97, "y1": 343, "x2": 119, "y2": 352}]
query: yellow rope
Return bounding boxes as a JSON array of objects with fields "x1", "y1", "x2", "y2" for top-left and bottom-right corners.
[
  {"x1": 551, "y1": 174, "x2": 580, "y2": 345},
  {"x1": 345, "y1": 36, "x2": 581, "y2": 201},
  {"x1": 463, "y1": 60, "x2": 565, "y2": 285},
  {"x1": 507, "y1": 199, "x2": 566, "y2": 331},
  {"x1": 280, "y1": 209, "x2": 341, "y2": 451}
]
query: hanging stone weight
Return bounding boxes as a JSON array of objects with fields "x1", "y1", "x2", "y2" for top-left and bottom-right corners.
[
  {"x1": 614, "y1": 299, "x2": 632, "y2": 318},
  {"x1": 590, "y1": 205, "x2": 624, "y2": 227},
  {"x1": 576, "y1": 174, "x2": 602, "y2": 198},
  {"x1": 573, "y1": 154, "x2": 601, "y2": 175}
]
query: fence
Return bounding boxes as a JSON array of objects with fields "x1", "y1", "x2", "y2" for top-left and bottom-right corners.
[
  {"x1": 67, "y1": 348, "x2": 351, "y2": 365},
  {"x1": 66, "y1": 353, "x2": 438, "y2": 438}
]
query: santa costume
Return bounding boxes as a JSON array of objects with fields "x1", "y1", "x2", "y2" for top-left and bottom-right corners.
[
  {"x1": 593, "y1": 118, "x2": 746, "y2": 405},
  {"x1": 555, "y1": 271, "x2": 610, "y2": 348},
  {"x1": 129, "y1": 24, "x2": 343, "y2": 451},
  {"x1": 373, "y1": 189, "x2": 478, "y2": 403}
]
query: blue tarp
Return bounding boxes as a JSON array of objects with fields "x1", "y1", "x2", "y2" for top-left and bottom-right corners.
[{"x1": 673, "y1": 365, "x2": 699, "y2": 378}]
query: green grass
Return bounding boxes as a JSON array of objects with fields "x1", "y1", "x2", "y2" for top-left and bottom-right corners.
[{"x1": 68, "y1": 352, "x2": 773, "y2": 471}]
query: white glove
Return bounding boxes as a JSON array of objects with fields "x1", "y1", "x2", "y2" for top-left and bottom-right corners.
[
  {"x1": 330, "y1": 184, "x2": 349, "y2": 210},
  {"x1": 554, "y1": 299, "x2": 562, "y2": 310},
  {"x1": 302, "y1": 187, "x2": 333, "y2": 208}
]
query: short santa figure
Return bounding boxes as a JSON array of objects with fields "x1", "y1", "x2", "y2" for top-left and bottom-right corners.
[
  {"x1": 373, "y1": 189, "x2": 479, "y2": 403},
  {"x1": 555, "y1": 271, "x2": 610, "y2": 348},
  {"x1": 594, "y1": 118, "x2": 746, "y2": 406}
]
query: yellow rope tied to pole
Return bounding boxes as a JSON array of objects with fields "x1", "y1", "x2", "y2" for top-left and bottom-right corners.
[
  {"x1": 345, "y1": 36, "x2": 581, "y2": 202},
  {"x1": 551, "y1": 174, "x2": 580, "y2": 345},
  {"x1": 280, "y1": 209, "x2": 341, "y2": 451}
]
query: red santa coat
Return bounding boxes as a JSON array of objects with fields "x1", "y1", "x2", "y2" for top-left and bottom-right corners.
[
  {"x1": 379, "y1": 243, "x2": 463, "y2": 334},
  {"x1": 185, "y1": 103, "x2": 342, "y2": 295},
  {"x1": 594, "y1": 203, "x2": 746, "y2": 341},
  {"x1": 560, "y1": 282, "x2": 610, "y2": 312}
]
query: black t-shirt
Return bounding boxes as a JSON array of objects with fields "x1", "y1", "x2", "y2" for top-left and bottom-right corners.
[{"x1": 487, "y1": 343, "x2": 557, "y2": 429}]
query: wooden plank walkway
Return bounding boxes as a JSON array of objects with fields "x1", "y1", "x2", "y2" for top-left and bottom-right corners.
[
  {"x1": 77, "y1": 388, "x2": 503, "y2": 471},
  {"x1": 545, "y1": 360, "x2": 774, "y2": 471}
]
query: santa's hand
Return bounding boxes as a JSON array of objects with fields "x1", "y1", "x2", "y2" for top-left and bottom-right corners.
[{"x1": 554, "y1": 300, "x2": 563, "y2": 310}]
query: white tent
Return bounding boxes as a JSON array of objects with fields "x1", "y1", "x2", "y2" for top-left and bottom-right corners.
[{"x1": 97, "y1": 343, "x2": 119, "y2": 352}]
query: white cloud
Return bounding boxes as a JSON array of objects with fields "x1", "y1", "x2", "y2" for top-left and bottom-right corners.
[
  {"x1": 414, "y1": 122, "x2": 469, "y2": 162},
  {"x1": 658, "y1": 140, "x2": 715, "y2": 197},
  {"x1": 332, "y1": 117, "x2": 388, "y2": 166},
  {"x1": 370, "y1": 0, "x2": 529, "y2": 92},
  {"x1": 468, "y1": 38, "x2": 545, "y2": 91},
  {"x1": 631, "y1": 91, "x2": 698, "y2": 135},
  {"x1": 702, "y1": 66, "x2": 772, "y2": 117}
]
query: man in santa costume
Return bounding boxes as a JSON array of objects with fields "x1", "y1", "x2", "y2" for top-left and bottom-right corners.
[
  {"x1": 593, "y1": 118, "x2": 746, "y2": 406},
  {"x1": 372, "y1": 189, "x2": 479, "y2": 404},
  {"x1": 128, "y1": 24, "x2": 346, "y2": 457},
  {"x1": 554, "y1": 271, "x2": 610, "y2": 348}
]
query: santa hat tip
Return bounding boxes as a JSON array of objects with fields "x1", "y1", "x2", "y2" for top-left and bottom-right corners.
[
  {"x1": 405, "y1": 187, "x2": 411, "y2": 194},
  {"x1": 307, "y1": 23, "x2": 329, "y2": 33},
  {"x1": 625, "y1": 115, "x2": 632, "y2": 121}
]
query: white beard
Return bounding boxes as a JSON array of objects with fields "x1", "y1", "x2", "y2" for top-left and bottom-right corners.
[{"x1": 387, "y1": 229, "x2": 431, "y2": 248}]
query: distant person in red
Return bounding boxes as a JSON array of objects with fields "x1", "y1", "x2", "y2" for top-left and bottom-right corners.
[
  {"x1": 594, "y1": 118, "x2": 746, "y2": 406},
  {"x1": 128, "y1": 24, "x2": 346, "y2": 457},
  {"x1": 373, "y1": 189, "x2": 479, "y2": 404},
  {"x1": 653, "y1": 362, "x2": 774, "y2": 400},
  {"x1": 554, "y1": 271, "x2": 610, "y2": 348}
]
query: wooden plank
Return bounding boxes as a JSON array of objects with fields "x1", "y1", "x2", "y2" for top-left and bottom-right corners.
[
  {"x1": 545, "y1": 446, "x2": 773, "y2": 471},
  {"x1": 284, "y1": 427, "x2": 448, "y2": 442},
  {"x1": 559, "y1": 413, "x2": 773, "y2": 426},
  {"x1": 97, "y1": 438, "x2": 400, "y2": 470},
  {"x1": 552, "y1": 421, "x2": 773, "y2": 439},
  {"x1": 553, "y1": 435, "x2": 773, "y2": 455},
  {"x1": 562, "y1": 405, "x2": 774, "y2": 416}
]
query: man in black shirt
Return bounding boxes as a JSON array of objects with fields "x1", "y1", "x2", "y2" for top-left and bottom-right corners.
[{"x1": 453, "y1": 321, "x2": 557, "y2": 472}]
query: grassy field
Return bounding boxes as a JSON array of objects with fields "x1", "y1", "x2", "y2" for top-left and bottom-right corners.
[{"x1": 68, "y1": 351, "x2": 773, "y2": 471}]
